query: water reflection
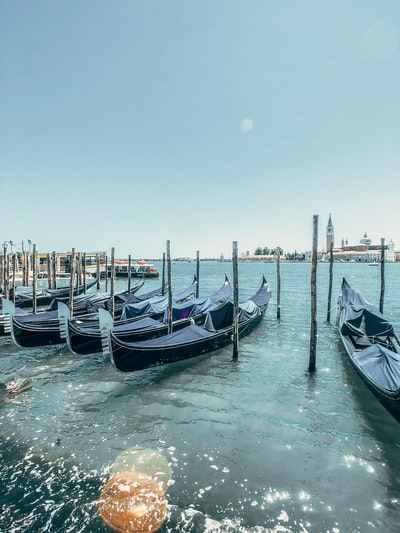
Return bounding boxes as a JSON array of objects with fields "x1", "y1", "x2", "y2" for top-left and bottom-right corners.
[{"x1": 1, "y1": 263, "x2": 400, "y2": 531}]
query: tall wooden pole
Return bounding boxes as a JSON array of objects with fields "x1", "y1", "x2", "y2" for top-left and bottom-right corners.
[
  {"x1": 309, "y1": 215, "x2": 318, "y2": 371},
  {"x1": 162, "y1": 252, "x2": 166, "y2": 295},
  {"x1": 380, "y1": 237, "x2": 385, "y2": 314},
  {"x1": 128, "y1": 254, "x2": 132, "y2": 292},
  {"x1": 77, "y1": 252, "x2": 82, "y2": 288},
  {"x1": 105, "y1": 255, "x2": 108, "y2": 293},
  {"x1": 83, "y1": 252, "x2": 87, "y2": 293},
  {"x1": 32, "y1": 244, "x2": 38, "y2": 314},
  {"x1": 110, "y1": 247, "x2": 115, "y2": 319},
  {"x1": 196, "y1": 250, "x2": 200, "y2": 298},
  {"x1": 0, "y1": 250, "x2": 4, "y2": 295},
  {"x1": 167, "y1": 241, "x2": 173, "y2": 334},
  {"x1": 96, "y1": 253, "x2": 101, "y2": 289},
  {"x1": 68, "y1": 248, "x2": 76, "y2": 316},
  {"x1": 276, "y1": 247, "x2": 281, "y2": 319},
  {"x1": 46, "y1": 253, "x2": 52, "y2": 289},
  {"x1": 11, "y1": 254, "x2": 17, "y2": 304},
  {"x1": 6, "y1": 254, "x2": 10, "y2": 299},
  {"x1": 326, "y1": 241, "x2": 333, "y2": 322},
  {"x1": 22, "y1": 251, "x2": 25, "y2": 287},
  {"x1": 232, "y1": 241, "x2": 239, "y2": 359},
  {"x1": 3, "y1": 244, "x2": 9, "y2": 299},
  {"x1": 52, "y1": 251, "x2": 57, "y2": 289}
]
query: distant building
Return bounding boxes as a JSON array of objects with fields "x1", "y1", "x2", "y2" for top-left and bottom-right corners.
[
  {"x1": 324, "y1": 215, "x2": 395, "y2": 262},
  {"x1": 326, "y1": 213, "x2": 334, "y2": 252}
]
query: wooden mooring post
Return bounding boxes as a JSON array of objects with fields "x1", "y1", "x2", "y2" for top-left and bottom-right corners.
[
  {"x1": 326, "y1": 241, "x2": 333, "y2": 322},
  {"x1": 96, "y1": 253, "x2": 101, "y2": 289},
  {"x1": 82, "y1": 252, "x2": 87, "y2": 293},
  {"x1": 110, "y1": 247, "x2": 115, "y2": 319},
  {"x1": 167, "y1": 241, "x2": 173, "y2": 334},
  {"x1": 77, "y1": 252, "x2": 82, "y2": 288},
  {"x1": 380, "y1": 237, "x2": 385, "y2": 314},
  {"x1": 23, "y1": 251, "x2": 30, "y2": 287},
  {"x1": 196, "y1": 250, "x2": 200, "y2": 298},
  {"x1": 232, "y1": 241, "x2": 239, "y2": 359},
  {"x1": 276, "y1": 247, "x2": 281, "y2": 319},
  {"x1": 11, "y1": 254, "x2": 17, "y2": 304},
  {"x1": 105, "y1": 255, "x2": 108, "y2": 293},
  {"x1": 309, "y1": 215, "x2": 318, "y2": 371},
  {"x1": 46, "y1": 253, "x2": 52, "y2": 289},
  {"x1": 0, "y1": 248, "x2": 4, "y2": 295},
  {"x1": 161, "y1": 252, "x2": 165, "y2": 296},
  {"x1": 3, "y1": 244, "x2": 9, "y2": 299},
  {"x1": 162, "y1": 252, "x2": 166, "y2": 295},
  {"x1": 128, "y1": 254, "x2": 132, "y2": 292},
  {"x1": 52, "y1": 251, "x2": 57, "y2": 289},
  {"x1": 32, "y1": 244, "x2": 38, "y2": 313},
  {"x1": 68, "y1": 248, "x2": 76, "y2": 316}
]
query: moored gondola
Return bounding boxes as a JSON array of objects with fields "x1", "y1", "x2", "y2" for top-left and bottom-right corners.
[
  {"x1": 100, "y1": 276, "x2": 271, "y2": 373},
  {"x1": 336, "y1": 277, "x2": 400, "y2": 422},
  {"x1": 5, "y1": 276, "x2": 98, "y2": 309},
  {"x1": 61, "y1": 275, "x2": 231, "y2": 355},
  {"x1": 2, "y1": 279, "x2": 146, "y2": 347}
]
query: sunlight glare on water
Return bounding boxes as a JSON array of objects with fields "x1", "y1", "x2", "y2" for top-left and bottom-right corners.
[{"x1": 1, "y1": 261, "x2": 400, "y2": 532}]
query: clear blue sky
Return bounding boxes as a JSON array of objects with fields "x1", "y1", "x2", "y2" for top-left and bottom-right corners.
[{"x1": 1, "y1": 1, "x2": 399, "y2": 259}]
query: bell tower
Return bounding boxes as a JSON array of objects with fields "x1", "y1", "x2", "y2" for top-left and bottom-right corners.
[{"x1": 326, "y1": 213, "x2": 334, "y2": 252}]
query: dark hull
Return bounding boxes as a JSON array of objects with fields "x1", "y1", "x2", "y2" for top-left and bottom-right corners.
[
  {"x1": 12, "y1": 319, "x2": 66, "y2": 347},
  {"x1": 67, "y1": 313, "x2": 204, "y2": 355},
  {"x1": 65, "y1": 277, "x2": 210, "y2": 354},
  {"x1": 111, "y1": 311, "x2": 265, "y2": 372}
]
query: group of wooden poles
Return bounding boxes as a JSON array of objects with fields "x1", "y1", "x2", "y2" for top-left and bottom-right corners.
[
  {"x1": 309, "y1": 215, "x2": 387, "y2": 372},
  {"x1": 1, "y1": 222, "x2": 388, "y2": 366}
]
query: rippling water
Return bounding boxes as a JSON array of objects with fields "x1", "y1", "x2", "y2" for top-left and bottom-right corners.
[{"x1": 1, "y1": 261, "x2": 400, "y2": 532}]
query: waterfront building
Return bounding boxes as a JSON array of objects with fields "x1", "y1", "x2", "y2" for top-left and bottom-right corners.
[{"x1": 324, "y1": 216, "x2": 395, "y2": 262}]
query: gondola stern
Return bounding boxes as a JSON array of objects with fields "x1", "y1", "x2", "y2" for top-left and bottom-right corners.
[
  {"x1": 98, "y1": 308, "x2": 114, "y2": 357},
  {"x1": 57, "y1": 301, "x2": 76, "y2": 353},
  {"x1": 1, "y1": 299, "x2": 20, "y2": 346}
]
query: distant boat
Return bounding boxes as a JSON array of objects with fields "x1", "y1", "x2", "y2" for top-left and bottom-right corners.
[
  {"x1": 368, "y1": 261, "x2": 379, "y2": 266},
  {"x1": 336, "y1": 277, "x2": 400, "y2": 422},
  {"x1": 108, "y1": 260, "x2": 159, "y2": 279}
]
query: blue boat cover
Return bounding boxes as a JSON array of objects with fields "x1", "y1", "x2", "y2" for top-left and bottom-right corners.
[
  {"x1": 354, "y1": 344, "x2": 400, "y2": 392},
  {"x1": 339, "y1": 305, "x2": 394, "y2": 339},
  {"x1": 118, "y1": 277, "x2": 271, "y2": 349},
  {"x1": 120, "y1": 281, "x2": 198, "y2": 320},
  {"x1": 162, "y1": 279, "x2": 231, "y2": 322},
  {"x1": 338, "y1": 277, "x2": 400, "y2": 394},
  {"x1": 16, "y1": 309, "x2": 59, "y2": 323},
  {"x1": 113, "y1": 316, "x2": 165, "y2": 334}
]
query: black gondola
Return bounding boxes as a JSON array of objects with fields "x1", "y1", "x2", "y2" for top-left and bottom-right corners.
[
  {"x1": 6, "y1": 276, "x2": 98, "y2": 309},
  {"x1": 100, "y1": 276, "x2": 272, "y2": 373},
  {"x1": 60, "y1": 276, "x2": 231, "y2": 355},
  {"x1": 2, "y1": 279, "x2": 146, "y2": 347},
  {"x1": 336, "y1": 277, "x2": 400, "y2": 422}
]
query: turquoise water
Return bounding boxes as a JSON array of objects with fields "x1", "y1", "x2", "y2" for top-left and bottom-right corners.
[{"x1": 1, "y1": 261, "x2": 400, "y2": 532}]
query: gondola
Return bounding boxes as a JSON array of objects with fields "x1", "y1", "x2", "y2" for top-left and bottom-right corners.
[
  {"x1": 60, "y1": 276, "x2": 231, "y2": 355},
  {"x1": 5, "y1": 276, "x2": 98, "y2": 309},
  {"x1": 336, "y1": 277, "x2": 400, "y2": 422},
  {"x1": 2, "y1": 279, "x2": 146, "y2": 347},
  {"x1": 100, "y1": 276, "x2": 271, "y2": 373}
]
